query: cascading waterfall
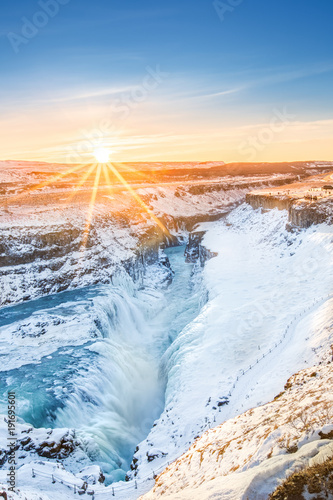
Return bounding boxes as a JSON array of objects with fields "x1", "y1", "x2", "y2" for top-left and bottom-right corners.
[
  {"x1": 54, "y1": 287, "x2": 167, "y2": 482},
  {"x1": 0, "y1": 246, "x2": 205, "y2": 483}
]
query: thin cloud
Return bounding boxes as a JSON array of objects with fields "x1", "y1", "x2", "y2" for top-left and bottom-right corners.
[
  {"x1": 45, "y1": 86, "x2": 137, "y2": 104},
  {"x1": 242, "y1": 61, "x2": 333, "y2": 89},
  {"x1": 197, "y1": 88, "x2": 243, "y2": 99}
]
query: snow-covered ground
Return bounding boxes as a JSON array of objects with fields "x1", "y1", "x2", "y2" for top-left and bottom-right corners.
[
  {"x1": 1, "y1": 202, "x2": 332, "y2": 499},
  {"x1": 1, "y1": 159, "x2": 333, "y2": 499},
  {"x1": 141, "y1": 348, "x2": 333, "y2": 500},
  {"x1": 128, "y1": 205, "x2": 333, "y2": 489},
  {"x1": 2, "y1": 160, "x2": 328, "y2": 307}
]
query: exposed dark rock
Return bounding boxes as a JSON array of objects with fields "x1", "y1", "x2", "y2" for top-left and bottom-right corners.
[
  {"x1": 286, "y1": 445, "x2": 298, "y2": 454},
  {"x1": 185, "y1": 231, "x2": 217, "y2": 266},
  {"x1": 36, "y1": 434, "x2": 78, "y2": 459},
  {"x1": 246, "y1": 193, "x2": 333, "y2": 229},
  {"x1": 246, "y1": 193, "x2": 293, "y2": 211},
  {"x1": 146, "y1": 449, "x2": 167, "y2": 463},
  {"x1": 289, "y1": 198, "x2": 333, "y2": 228},
  {"x1": 217, "y1": 397, "x2": 229, "y2": 407},
  {"x1": 319, "y1": 429, "x2": 333, "y2": 440},
  {"x1": 0, "y1": 450, "x2": 8, "y2": 467}
]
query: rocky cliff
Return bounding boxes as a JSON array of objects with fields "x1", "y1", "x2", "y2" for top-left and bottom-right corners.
[
  {"x1": 289, "y1": 198, "x2": 333, "y2": 228},
  {"x1": 245, "y1": 193, "x2": 293, "y2": 211},
  {"x1": 0, "y1": 218, "x2": 172, "y2": 307},
  {"x1": 184, "y1": 231, "x2": 217, "y2": 266},
  {"x1": 1, "y1": 161, "x2": 332, "y2": 307},
  {"x1": 246, "y1": 172, "x2": 333, "y2": 229}
]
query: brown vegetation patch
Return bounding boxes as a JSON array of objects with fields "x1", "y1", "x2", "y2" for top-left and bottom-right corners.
[{"x1": 269, "y1": 457, "x2": 333, "y2": 500}]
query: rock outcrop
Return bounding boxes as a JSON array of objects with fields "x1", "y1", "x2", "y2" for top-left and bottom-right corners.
[
  {"x1": 245, "y1": 193, "x2": 293, "y2": 211},
  {"x1": 0, "y1": 218, "x2": 173, "y2": 307},
  {"x1": 184, "y1": 231, "x2": 217, "y2": 266},
  {"x1": 289, "y1": 198, "x2": 333, "y2": 228},
  {"x1": 246, "y1": 172, "x2": 333, "y2": 229}
]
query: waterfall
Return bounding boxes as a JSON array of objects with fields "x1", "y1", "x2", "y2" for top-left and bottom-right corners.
[{"x1": 0, "y1": 246, "x2": 204, "y2": 484}]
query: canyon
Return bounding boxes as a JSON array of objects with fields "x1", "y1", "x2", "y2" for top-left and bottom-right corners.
[{"x1": 0, "y1": 160, "x2": 332, "y2": 499}]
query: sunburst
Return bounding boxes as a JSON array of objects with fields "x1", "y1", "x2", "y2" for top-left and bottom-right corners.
[
  {"x1": 93, "y1": 148, "x2": 111, "y2": 164},
  {"x1": 3, "y1": 156, "x2": 169, "y2": 252},
  {"x1": 106, "y1": 162, "x2": 168, "y2": 234},
  {"x1": 64, "y1": 163, "x2": 97, "y2": 206},
  {"x1": 81, "y1": 164, "x2": 102, "y2": 249}
]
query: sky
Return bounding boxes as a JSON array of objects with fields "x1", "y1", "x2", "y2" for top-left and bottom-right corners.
[{"x1": 1, "y1": 0, "x2": 333, "y2": 163}]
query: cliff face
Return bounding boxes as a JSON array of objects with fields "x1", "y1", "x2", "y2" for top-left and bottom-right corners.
[
  {"x1": 246, "y1": 188, "x2": 333, "y2": 229},
  {"x1": 1, "y1": 161, "x2": 332, "y2": 307},
  {"x1": 289, "y1": 198, "x2": 333, "y2": 228},
  {"x1": 245, "y1": 193, "x2": 293, "y2": 211},
  {"x1": 0, "y1": 217, "x2": 172, "y2": 307},
  {"x1": 0, "y1": 174, "x2": 293, "y2": 307},
  {"x1": 184, "y1": 231, "x2": 217, "y2": 266}
]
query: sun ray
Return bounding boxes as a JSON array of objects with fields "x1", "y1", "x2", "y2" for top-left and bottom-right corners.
[
  {"x1": 112, "y1": 162, "x2": 153, "y2": 183},
  {"x1": 81, "y1": 164, "x2": 102, "y2": 249},
  {"x1": 7, "y1": 163, "x2": 88, "y2": 204},
  {"x1": 63, "y1": 163, "x2": 97, "y2": 207},
  {"x1": 102, "y1": 164, "x2": 114, "y2": 198},
  {"x1": 106, "y1": 163, "x2": 170, "y2": 235}
]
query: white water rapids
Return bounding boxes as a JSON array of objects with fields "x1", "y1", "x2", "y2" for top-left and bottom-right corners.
[{"x1": 0, "y1": 246, "x2": 204, "y2": 483}]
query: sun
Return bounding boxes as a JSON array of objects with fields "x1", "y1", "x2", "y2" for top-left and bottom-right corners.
[{"x1": 93, "y1": 147, "x2": 111, "y2": 163}]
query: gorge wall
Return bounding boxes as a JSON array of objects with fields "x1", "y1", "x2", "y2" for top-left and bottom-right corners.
[{"x1": 246, "y1": 190, "x2": 333, "y2": 229}]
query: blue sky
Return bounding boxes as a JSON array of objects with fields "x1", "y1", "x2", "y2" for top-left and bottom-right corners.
[{"x1": 1, "y1": 0, "x2": 333, "y2": 162}]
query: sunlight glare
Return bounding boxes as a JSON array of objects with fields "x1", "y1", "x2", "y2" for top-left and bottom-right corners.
[{"x1": 94, "y1": 148, "x2": 111, "y2": 163}]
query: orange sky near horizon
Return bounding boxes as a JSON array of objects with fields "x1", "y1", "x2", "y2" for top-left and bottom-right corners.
[
  {"x1": 0, "y1": 109, "x2": 332, "y2": 165},
  {"x1": 2, "y1": 1, "x2": 333, "y2": 167}
]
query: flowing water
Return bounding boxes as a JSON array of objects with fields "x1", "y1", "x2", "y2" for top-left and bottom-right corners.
[{"x1": 0, "y1": 246, "x2": 204, "y2": 482}]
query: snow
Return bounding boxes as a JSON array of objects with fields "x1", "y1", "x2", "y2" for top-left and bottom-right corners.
[
  {"x1": 0, "y1": 159, "x2": 308, "y2": 308},
  {"x1": 1, "y1": 165, "x2": 333, "y2": 499},
  {"x1": 127, "y1": 205, "x2": 333, "y2": 491},
  {"x1": 141, "y1": 353, "x2": 333, "y2": 499},
  {"x1": 0, "y1": 246, "x2": 204, "y2": 496}
]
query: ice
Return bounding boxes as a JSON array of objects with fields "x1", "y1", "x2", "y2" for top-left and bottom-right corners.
[
  {"x1": 0, "y1": 246, "x2": 203, "y2": 486},
  {"x1": 0, "y1": 195, "x2": 332, "y2": 499}
]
